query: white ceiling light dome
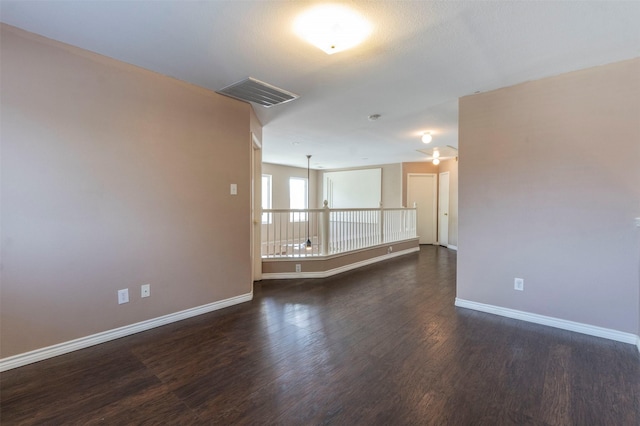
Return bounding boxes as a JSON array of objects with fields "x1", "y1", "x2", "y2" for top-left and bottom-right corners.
[{"x1": 294, "y1": 5, "x2": 372, "y2": 55}]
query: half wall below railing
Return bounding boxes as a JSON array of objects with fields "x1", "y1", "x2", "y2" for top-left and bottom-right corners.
[{"x1": 262, "y1": 203, "x2": 417, "y2": 258}]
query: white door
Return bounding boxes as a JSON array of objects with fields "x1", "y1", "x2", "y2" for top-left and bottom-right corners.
[
  {"x1": 407, "y1": 174, "x2": 437, "y2": 244},
  {"x1": 438, "y1": 172, "x2": 449, "y2": 246}
]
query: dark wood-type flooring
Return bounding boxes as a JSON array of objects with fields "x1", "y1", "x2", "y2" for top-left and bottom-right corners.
[{"x1": 2, "y1": 246, "x2": 639, "y2": 425}]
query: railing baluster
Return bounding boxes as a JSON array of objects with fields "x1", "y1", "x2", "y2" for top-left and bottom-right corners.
[{"x1": 261, "y1": 206, "x2": 417, "y2": 259}]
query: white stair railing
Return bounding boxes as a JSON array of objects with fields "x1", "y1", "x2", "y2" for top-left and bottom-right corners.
[{"x1": 262, "y1": 203, "x2": 417, "y2": 258}]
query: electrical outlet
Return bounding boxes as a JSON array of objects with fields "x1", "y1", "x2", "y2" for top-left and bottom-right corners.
[
  {"x1": 141, "y1": 284, "x2": 150, "y2": 298},
  {"x1": 388, "y1": 246, "x2": 393, "y2": 253},
  {"x1": 118, "y1": 288, "x2": 129, "y2": 304},
  {"x1": 514, "y1": 278, "x2": 524, "y2": 291},
  {"x1": 295, "y1": 264, "x2": 301, "y2": 273}
]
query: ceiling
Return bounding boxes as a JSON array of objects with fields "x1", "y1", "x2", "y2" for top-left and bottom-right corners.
[{"x1": 2, "y1": 1, "x2": 639, "y2": 170}]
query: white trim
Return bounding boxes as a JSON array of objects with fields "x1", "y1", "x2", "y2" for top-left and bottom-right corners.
[
  {"x1": 455, "y1": 298, "x2": 639, "y2": 345},
  {"x1": 637, "y1": 336, "x2": 640, "y2": 354},
  {"x1": 447, "y1": 245, "x2": 458, "y2": 251},
  {"x1": 262, "y1": 246, "x2": 419, "y2": 279},
  {"x1": 251, "y1": 132, "x2": 262, "y2": 150},
  {"x1": 0, "y1": 292, "x2": 253, "y2": 372}
]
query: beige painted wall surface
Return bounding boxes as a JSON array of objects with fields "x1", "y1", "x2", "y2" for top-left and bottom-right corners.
[
  {"x1": 458, "y1": 58, "x2": 640, "y2": 334},
  {"x1": 0, "y1": 25, "x2": 256, "y2": 357},
  {"x1": 438, "y1": 159, "x2": 459, "y2": 246},
  {"x1": 320, "y1": 163, "x2": 403, "y2": 208}
]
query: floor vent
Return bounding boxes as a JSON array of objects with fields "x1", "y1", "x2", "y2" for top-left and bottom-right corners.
[{"x1": 216, "y1": 77, "x2": 299, "y2": 107}]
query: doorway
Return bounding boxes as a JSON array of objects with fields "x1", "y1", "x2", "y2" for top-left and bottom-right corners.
[{"x1": 407, "y1": 173, "x2": 437, "y2": 244}]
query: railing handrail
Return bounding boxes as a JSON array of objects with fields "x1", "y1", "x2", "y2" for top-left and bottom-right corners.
[
  {"x1": 263, "y1": 207, "x2": 417, "y2": 213},
  {"x1": 263, "y1": 208, "x2": 326, "y2": 213}
]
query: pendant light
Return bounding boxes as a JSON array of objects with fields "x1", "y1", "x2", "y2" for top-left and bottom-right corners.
[{"x1": 305, "y1": 155, "x2": 312, "y2": 251}]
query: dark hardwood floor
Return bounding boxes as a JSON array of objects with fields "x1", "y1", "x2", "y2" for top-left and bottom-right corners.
[{"x1": 1, "y1": 246, "x2": 639, "y2": 425}]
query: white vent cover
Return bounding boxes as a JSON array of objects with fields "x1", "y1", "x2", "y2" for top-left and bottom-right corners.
[{"x1": 216, "y1": 77, "x2": 299, "y2": 107}]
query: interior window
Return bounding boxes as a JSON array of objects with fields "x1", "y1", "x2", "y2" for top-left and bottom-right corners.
[{"x1": 289, "y1": 177, "x2": 308, "y2": 222}]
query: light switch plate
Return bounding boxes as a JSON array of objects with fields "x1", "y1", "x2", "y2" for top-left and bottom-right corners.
[
  {"x1": 230, "y1": 184, "x2": 237, "y2": 195},
  {"x1": 514, "y1": 278, "x2": 524, "y2": 291},
  {"x1": 118, "y1": 288, "x2": 129, "y2": 304}
]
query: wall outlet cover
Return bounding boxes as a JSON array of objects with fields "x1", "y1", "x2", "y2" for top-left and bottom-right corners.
[{"x1": 141, "y1": 284, "x2": 150, "y2": 298}]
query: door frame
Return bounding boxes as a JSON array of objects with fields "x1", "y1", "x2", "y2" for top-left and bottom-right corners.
[
  {"x1": 438, "y1": 171, "x2": 449, "y2": 246},
  {"x1": 251, "y1": 133, "x2": 262, "y2": 282}
]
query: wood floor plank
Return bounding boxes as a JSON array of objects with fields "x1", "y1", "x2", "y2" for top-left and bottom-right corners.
[{"x1": 1, "y1": 246, "x2": 638, "y2": 425}]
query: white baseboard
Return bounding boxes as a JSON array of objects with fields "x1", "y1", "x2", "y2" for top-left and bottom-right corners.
[
  {"x1": 447, "y1": 245, "x2": 458, "y2": 251},
  {"x1": 0, "y1": 292, "x2": 253, "y2": 372},
  {"x1": 262, "y1": 246, "x2": 420, "y2": 280},
  {"x1": 455, "y1": 298, "x2": 639, "y2": 346}
]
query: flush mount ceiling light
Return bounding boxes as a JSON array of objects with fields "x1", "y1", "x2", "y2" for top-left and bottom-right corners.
[
  {"x1": 432, "y1": 158, "x2": 440, "y2": 165},
  {"x1": 422, "y1": 132, "x2": 433, "y2": 144},
  {"x1": 432, "y1": 149, "x2": 440, "y2": 159},
  {"x1": 294, "y1": 5, "x2": 372, "y2": 55}
]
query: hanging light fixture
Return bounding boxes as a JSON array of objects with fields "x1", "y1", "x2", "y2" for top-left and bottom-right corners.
[
  {"x1": 305, "y1": 154, "x2": 312, "y2": 251},
  {"x1": 422, "y1": 132, "x2": 433, "y2": 144}
]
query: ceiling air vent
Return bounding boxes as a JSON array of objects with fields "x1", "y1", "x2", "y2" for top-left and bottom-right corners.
[{"x1": 216, "y1": 77, "x2": 299, "y2": 107}]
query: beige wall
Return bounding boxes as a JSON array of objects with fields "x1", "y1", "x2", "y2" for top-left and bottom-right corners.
[
  {"x1": 458, "y1": 58, "x2": 640, "y2": 334},
  {"x1": 319, "y1": 163, "x2": 403, "y2": 208},
  {"x1": 0, "y1": 25, "x2": 258, "y2": 357}
]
